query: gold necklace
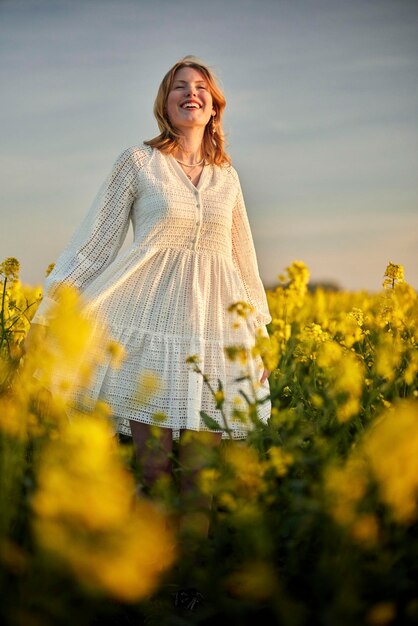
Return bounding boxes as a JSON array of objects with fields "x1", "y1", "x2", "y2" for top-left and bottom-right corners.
[
  {"x1": 183, "y1": 165, "x2": 201, "y2": 181},
  {"x1": 175, "y1": 157, "x2": 205, "y2": 167},
  {"x1": 176, "y1": 159, "x2": 205, "y2": 181}
]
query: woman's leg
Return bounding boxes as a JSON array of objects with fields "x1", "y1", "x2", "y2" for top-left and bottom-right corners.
[
  {"x1": 178, "y1": 430, "x2": 222, "y2": 540},
  {"x1": 129, "y1": 421, "x2": 173, "y2": 492}
]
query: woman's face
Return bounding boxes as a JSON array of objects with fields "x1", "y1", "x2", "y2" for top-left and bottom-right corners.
[{"x1": 165, "y1": 66, "x2": 215, "y2": 133}]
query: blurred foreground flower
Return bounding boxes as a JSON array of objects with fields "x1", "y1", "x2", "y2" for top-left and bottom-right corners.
[
  {"x1": 32, "y1": 414, "x2": 176, "y2": 602},
  {"x1": 0, "y1": 284, "x2": 120, "y2": 439},
  {"x1": 325, "y1": 399, "x2": 418, "y2": 533},
  {"x1": 136, "y1": 369, "x2": 164, "y2": 406},
  {"x1": 226, "y1": 560, "x2": 278, "y2": 601},
  {"x1": 363, "y1": 400, "x2": 418, "y2": 524}
]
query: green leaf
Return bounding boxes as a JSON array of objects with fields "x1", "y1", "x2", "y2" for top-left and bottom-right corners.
[
  {"x1": 235, "y1": 375, "x2": 250, "y2": 383},
  {"x1": 200, "y1": 411, "x2": 222, "y2": 431},
  {"x1": 239, "y1": 390, "x2": 252, "y2": 405}
]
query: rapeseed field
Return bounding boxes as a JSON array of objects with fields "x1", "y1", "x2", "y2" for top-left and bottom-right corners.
[{"x1": 1, "y1": 257, "x2": 417, "y2": 625}]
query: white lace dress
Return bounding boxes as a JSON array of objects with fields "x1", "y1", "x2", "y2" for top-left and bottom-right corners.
[{"x1": 31, "y1": 144, "x2": 272, "y2": 439}]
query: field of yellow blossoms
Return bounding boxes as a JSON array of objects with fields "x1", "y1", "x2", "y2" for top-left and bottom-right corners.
[{"x1": 0, "y1": 257, "x2": 417, "y2": 626}]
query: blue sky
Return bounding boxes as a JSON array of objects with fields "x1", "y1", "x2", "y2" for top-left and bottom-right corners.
[{"x1": 1, "y1": 0, "x2": 417, "y2": 291}]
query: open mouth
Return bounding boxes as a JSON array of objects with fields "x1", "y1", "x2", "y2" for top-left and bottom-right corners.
[{"x1": 181, "y1": 101, "x2": 201, "y2": 110}]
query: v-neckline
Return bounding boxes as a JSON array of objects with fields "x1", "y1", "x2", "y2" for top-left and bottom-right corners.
[{"x1": 167, "y1": 153, "x2": 208, "y2": 192}]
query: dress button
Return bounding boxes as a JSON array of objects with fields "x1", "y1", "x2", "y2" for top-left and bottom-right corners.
[{"x1": 196, "y1": 220, "x2": 199, "y2": 225}]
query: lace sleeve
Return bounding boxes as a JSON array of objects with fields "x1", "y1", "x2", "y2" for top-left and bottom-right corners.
[
  {"x1": 32, "y1": 146, "x2": 141, "y2": 325},
  {"x1": 231, "y1": 170, "x2": 272, "y2": 329}
]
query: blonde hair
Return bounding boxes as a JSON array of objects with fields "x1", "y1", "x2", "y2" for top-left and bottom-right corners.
[{"x1": 144, "y1": 56, "x2": 231, "y2": 166}]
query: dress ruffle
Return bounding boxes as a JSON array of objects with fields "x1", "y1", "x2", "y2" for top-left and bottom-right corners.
[{"x1": 76, "y1": 246, "x2": 271, "y2": 439}]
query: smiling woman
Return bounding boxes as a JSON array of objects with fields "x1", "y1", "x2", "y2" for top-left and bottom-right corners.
[
  {"x1": 27, "y1": 54, "x2": 272, "y2": 608},
  {"x1": 164, "y1": 67, "x2": 215, "y2": 184},
  {"x1": 29, "y1": 51, "x2": 272, "y2": 447},
  {"x1": 145, "y1": 56, "x2": 229, "y2": 169}
]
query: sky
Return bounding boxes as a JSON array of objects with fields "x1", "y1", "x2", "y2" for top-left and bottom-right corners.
[{"x1": 1, "y1": 0, "x2": 417, "y2": 291}]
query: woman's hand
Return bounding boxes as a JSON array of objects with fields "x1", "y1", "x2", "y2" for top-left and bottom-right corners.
[{"x1": 260, "y1": 368, "x2": 270, "y2": 384}]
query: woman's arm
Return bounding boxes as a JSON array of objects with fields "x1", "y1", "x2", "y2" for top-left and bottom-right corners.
[
  {"x1": 31, "y1": 146, "x2": 143, "y2": 326},
  {"x1": 231, "y1": 171, "x2": 272, "y2": 330}
]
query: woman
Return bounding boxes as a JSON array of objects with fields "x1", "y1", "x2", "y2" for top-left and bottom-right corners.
[{"x1": 29, "y1": 56, "x2": 272, "y2": 525}]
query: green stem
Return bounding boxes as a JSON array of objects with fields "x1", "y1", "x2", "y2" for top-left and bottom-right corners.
[
  {"x1": 194, "y1": 363, "x2": 233, "y2": 439},
  {"x1": 0, "y1": 277, "x2": 8, "y2": 352}
]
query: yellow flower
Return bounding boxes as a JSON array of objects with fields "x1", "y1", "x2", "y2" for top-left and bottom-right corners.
[
  {"x1": 230, "y1": 395, "x2": 249, "y2": 424},
  {"x1": 106, "y1": 340, "x2": 126, "y2": 369},
  {"x1": 366, "y1": 602, "x2": 396, "y2": 626},
  {"x1": 252, "y1": 329, "x2": 280, "y2": 372},
  {"x1": 375, "y1": 334, "x2": 403, "y2": 382},
  {"x1": 185, "y1": 354, "x2": 200, "y2": 365},
  {"x1": 198, "y1": 468, "x2": 221, "y2": 495},
  {"x1": 0, "y1": 396, "x2": 27, "y2": 439},
  {"x1": 311, "y1": 393, "x2": 323, "y2": 408},
  {"x1": 214, "y1": 390, "x2": 224, "y2": 409},
  {"x1": 267, "y1": 261, "x2": 310, "y2": 328},
  {"x1": 351, "y1": 514, "x2": 379, "y2": 546},
  {"x1": 294, "y1": 323, "x2": 330, "y2": 363},
  {"x1": 45, "y1": 262, "x2": 55, "y2": 277},
  {"x1": 324, "y1": 456, "x2": 368, "y2": 525},
  {"x1": 24, "y1": 285, "x2": 113, "y2": 406},
  {"x1": 218, "y1": 492, "x2": 237, "y2": 512},
  {"x1": 0, "y1": 257, "x2": 20, "y2": 281},
  {"x1": 226, "y1": 561, "x2": 278, "y2": 601},
  {"x1": 151, "y1": 411, "x2": 169, "y2": 423},
  {"x1": 383, "y1": 261, "x2": 404, "y2": 289},
  {"x1": 340, "y1": 309, "x2": 365, "y2": 348},
  {"x1": 317, "y1": 341, "x2": 364, "y2": 422},
  {"x1": 224, "y1": 345, "x2": 250, "y2": 366},
  {"x1": 227, "y1": 301, "x2": 255, "y2": 319},
  {"x1": 348, "y1": 307, "x2": 365, "y2": 327},
  {"x1": 135, "y1": 370, "x2": 163, "y2": 405},
  {"x1": 223, "y1": 444, "x2": 264, "y2": 496},
  {"x1": 363, "y1": 400, "x2": 418, "y2": 523},
  {"x1": 404, "y1": 350, "x2": 418, "y2": 386},
  {"x1": 266, "y1": 446, "x2": 294, "y2": 477},
  {"x1": 32, "y1": 414, "x2": 176, "y2": 601}
]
